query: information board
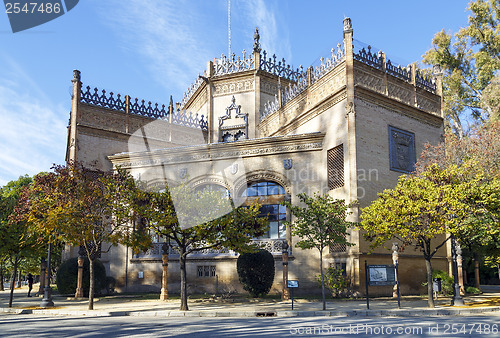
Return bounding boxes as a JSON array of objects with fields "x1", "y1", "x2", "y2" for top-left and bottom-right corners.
[{"x1": 367, "y1": 265, "x2": 396, "y2": 286}]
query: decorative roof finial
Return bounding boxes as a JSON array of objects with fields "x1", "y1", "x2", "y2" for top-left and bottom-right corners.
[
  {"x1": 72, "y1": 69, "x2": 81, "y2": 82},
  {"x1": 343, "y1": 17, "x2": 352, "y2": 32},
  {"x1": 253, "y1": 27, "x2": 261, "y2": 53}
]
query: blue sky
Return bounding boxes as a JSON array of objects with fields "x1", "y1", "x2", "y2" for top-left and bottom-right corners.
[{"x1": 0, "y1": 0, "x2": 471, "y2": 186}]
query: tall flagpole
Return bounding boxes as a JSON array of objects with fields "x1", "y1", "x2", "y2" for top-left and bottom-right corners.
[{"x1": 228, "y1": 0, "x2": 231, "y2": 56}]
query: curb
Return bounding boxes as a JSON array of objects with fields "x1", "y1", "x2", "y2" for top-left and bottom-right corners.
[{"x1": 2, "y1": 306, "x2": 500, "y2": 318}]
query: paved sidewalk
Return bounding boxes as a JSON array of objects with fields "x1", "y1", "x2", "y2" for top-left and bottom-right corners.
[{"x1": 1, "y1": 284, "x2": 499, "y2": 318}]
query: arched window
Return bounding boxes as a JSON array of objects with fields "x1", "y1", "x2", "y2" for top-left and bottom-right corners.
[{"x1": 240, "y1": 181, "x2": 287, "y2": 239}]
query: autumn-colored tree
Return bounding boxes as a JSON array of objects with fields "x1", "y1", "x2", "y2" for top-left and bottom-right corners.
[
  {"x1": 133, "y1": 183, "x2": 268, "y2": 311},
  {"x1": 282, "y1": 193, "x2": 355, "y2": 311},
  {"x1": 423, "y1": 0, "x2": 500, "y2": 136},
  {"x1": 22, "y1": 164, "x2": 149, "y2": 310},
  {"x1": 0, "y1": 175, "x2": 44, "y2": 307}
]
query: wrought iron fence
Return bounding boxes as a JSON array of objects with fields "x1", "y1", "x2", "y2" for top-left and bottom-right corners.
[
  {"x1": 260, "y1": 50, "x2": 304, "y2": 82},
  {"x1": 213, "y1": 50, "x2": 255, "y2": 76}
]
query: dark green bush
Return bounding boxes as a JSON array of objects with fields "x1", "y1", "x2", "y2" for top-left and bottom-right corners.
[
  {"x1": 56, "y1": 257, "x2": 106, "y2": 296},
  {"x1": 466, "y1": 286, "x2": 481, "y2": 295},
  {"x1": 237, "y1": 249, "x2": 275, "y2": 297}
]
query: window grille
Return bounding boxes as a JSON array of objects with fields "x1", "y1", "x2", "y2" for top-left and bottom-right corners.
[
  {"x1": 328, "y1": 144, "x2": 344, "y2": 190},
  {"x1": 197, "y1": 265, "x2": 216, "y2": 277}
]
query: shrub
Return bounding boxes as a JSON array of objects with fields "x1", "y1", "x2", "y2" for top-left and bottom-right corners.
[
  {"x1": 317, "y1": 267, "x2": 348, "y2": 298},
  {"x1": 466, "y1": 286, "x2": 481, "y2": 295},
  {"x1": 56, "y1": 257, "x2": 107, "y2": 296},
  {"x1": 432, "y1": 269, "x2": 454, "y2": 295},
  {"x1": 237, "y1": 249, "x2": 275, "y2": 297}
]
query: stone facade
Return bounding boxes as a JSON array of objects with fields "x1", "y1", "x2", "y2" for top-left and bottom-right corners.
[{"x1": 66, "y1": 19, "x2": 448, "y2": 296}]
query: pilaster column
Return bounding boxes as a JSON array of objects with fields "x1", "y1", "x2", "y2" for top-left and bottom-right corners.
[
  {"x1": 67, "y1": 70, "x2": 81, "y2": 164},
  {"x1": 75, "y1": 246, "x2": 85, "y2": 298}
]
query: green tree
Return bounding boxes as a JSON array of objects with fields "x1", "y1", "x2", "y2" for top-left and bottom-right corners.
[
  {"x1": 416, "y1": 122, "x2": 500, "y2": 289},
  {"x1": 133, "y1": 183, "x2": 268, "y2": 311},
  {"x1": 22, "y1": 164, "x2": 149, "y2": 310},
  {"x1": 0, "y1": 175, "x2": 43, "y2": 307},
  {"x1": 423, "y1": 0, "x2": 500, "y2": 137},
  {"x1": 360, "y1": 164, "x2": 474, "y2": 308},
  {"x1": 282, "y1": 193, "x2": 354, "y2": 311}
]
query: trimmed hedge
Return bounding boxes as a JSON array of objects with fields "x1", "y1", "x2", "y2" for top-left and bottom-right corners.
[
  {"x1": 237, "y1": 249, "x2": 275, "y2": 297},
  {"x1": 56, "y1": 257, "x2": 106, "y2": 296}
]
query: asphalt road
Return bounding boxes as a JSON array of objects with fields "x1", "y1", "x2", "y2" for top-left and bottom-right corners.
[{"x1": 1, "y1": 313, "x2": 500, "y2": 337}]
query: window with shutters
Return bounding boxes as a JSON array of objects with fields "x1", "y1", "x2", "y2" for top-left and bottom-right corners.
[{"x1": 328, "y1": 144, "x2": 344, "y2": 190}]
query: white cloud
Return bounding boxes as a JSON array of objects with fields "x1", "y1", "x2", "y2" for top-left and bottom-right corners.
[
  {"x1": 96, "y1": 0, "x2": 221, "y2": 100},
  {"x1": 0, "y1": 55, "x2": 66, "y2": 186},
  {"x1": 240, "y1": 0, "x2": 292, "y2": 64},
  {"x1": 96, "y1": 0, "x2": 293, "y2": 100}
]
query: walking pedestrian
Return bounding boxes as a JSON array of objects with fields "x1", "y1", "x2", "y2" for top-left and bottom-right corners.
[{"x1": 27, "y1": 273, "x2": 33, "y2": 297}]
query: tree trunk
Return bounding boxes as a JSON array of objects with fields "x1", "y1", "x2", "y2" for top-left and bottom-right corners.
[
  {"x1": 88, "y1": 258, "x2": 95, "y2": 310},
  {"x1": 0, "y1": 260, "x2": 4, "y2": 291},
  {"x1": 473, "y1": 252, "x2": 481, "y2": 292},
  {"x1": 8, "y1": 259, "x2": 18, "y2": 308},
  {"x1": 319, "y1": 249, "x2": 326, "y2": 311},
  {"x1": 17, "y1": 269, "x2": 22, "y2": 288},
  {"x1": 425, "y1": 258, "x2": 435, "y2": 308},
  {"x1": 497, "y1": 263, "x2": 500, "y2": 281},
  {"x1": 179, "y1": 250, "x2": 188, "y2": 311}
]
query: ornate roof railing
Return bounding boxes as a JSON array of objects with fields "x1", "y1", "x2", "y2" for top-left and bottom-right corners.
[
  {"x1": 172, "y1": 109, "x2": 208, "y2": 131},
  {"x1": 353, "y1": 45, "x2": 383, "y2": 70},
  {"x1": 80, "y1": 84, "x2": 207, "y2": 131},
  {"x1": 353, "y1": 42, "x2": 437, "y2": 93},
  {"x1": 259, "y1": 50, "x2": 304, "y2": 82},
  {"x1": 415, "y1": 69, "x2": 437, "y2": 92},
  {"x1": 260, "y1": 41, "x2": 346, "y2": 121},
  {"x1": 81, "y1": 86, "x2": 127, "y2": 112},
  {"x1": 386, "y1": 60, "x2": 411, "y2": 82},
  {"x1": 179, "y1": 71, "x2": 206, "y2": 109},
  {"x1": 213, "y1": 50, "x2": 254, "y2": 77},
  {"x1": 310, "y1": 43, "x2": 345, "y2": 84}
]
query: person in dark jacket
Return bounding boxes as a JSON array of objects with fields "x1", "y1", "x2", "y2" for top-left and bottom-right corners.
[{"x1": 27, "y1": 274, "x2": 34, "y2": 297}]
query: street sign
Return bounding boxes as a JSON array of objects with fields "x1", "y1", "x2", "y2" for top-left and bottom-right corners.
[{"x1": 287, "y1": 280, "x2": 299, "y2": 288}]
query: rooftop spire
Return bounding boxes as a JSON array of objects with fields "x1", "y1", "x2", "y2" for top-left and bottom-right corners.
[{"x1": 253, "y1": 27, "x2": 261, "y2": 53}]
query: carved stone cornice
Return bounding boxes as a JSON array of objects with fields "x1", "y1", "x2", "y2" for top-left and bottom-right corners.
[
  {"x1": 355, "y1": 86, "x2": 443, "y2": 127},
  {"x1": 109, "y1": 132, "x2": 325, "y2": 169},
  {"x1": 213, "y1": 78, "x2": 255, "y2": 97}
]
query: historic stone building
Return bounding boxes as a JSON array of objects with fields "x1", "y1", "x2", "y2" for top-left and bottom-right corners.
[{"x1": 65, "y1": 19, "x2": 449, "y2": 296}]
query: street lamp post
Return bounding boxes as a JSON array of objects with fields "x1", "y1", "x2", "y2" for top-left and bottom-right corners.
[
  {"x1": 40, "y1": 242, "x2": 54, "y2": 308},
  {"x1": 451, "y1": 234, "x2": 464, "y2": 306}
]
